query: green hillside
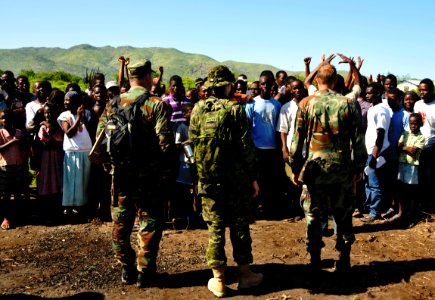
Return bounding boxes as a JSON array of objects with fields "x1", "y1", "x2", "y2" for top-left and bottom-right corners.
[{"x1": 0, "y1": 44, "x2": 304, "y2": 82}]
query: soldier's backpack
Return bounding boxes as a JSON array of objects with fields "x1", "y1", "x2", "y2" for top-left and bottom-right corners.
[
  {"x1": 98, "y1": 92, "x2": 150, "y2": 166},
  {"x1": 194, "y1": 98, "x2": 235, "y2": 182}
]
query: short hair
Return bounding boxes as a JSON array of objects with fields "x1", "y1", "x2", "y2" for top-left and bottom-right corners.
[
  {"x1": 316, "y1": 63, "x2": 337, "y2": 85},
  {"x1": 404, "y1": 91, "x2": 419, "y2": 102},
  {"x1": 386, "y1": 88, "x2": 401, "y2": 96},
  {"x1": 284, "y1": 76, "x2": 297, "y2": 86},
  {"x1": 276, "y1": 70, "x2": 288, "y2": 79},
  {"x1": 235, "y1": 79, "x2": 247, "y2": 89},
  {"x1": 259, "y1": 70, "x2": 275, "y2": 83},
  {"x1": 385, "y1": 74, "x2": 398, "y2": 85},
  {"x1": 368, "y1": 82, "x2": 383, "y2": 95},
  {"x1": 2, "y1": 70, "x2": 15, "y2": 81},
  {"x1": 409, "y1": 113, "x2": 423, "y2": 126},
  {"x1": 65, "y1": 83, "x2": 82, "y2": 94},
  {"x1": 420, "y1": 78, "x2": 434, "y2": 92},
  {"x1": 250, "y1": 81, "x2": 260, "y2": 87},
  {"x1": 16, "y1": 75, "x2": 29, "y2": 82},
  {"x1": 181, "y1": 103, "x2": 194, "y2": 114}
]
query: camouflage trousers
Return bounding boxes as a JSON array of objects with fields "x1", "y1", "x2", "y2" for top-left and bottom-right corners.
[
  {"x1": 199, "y1": 181, "x2": 254, "y2": 268},
  {"x1": 300, "y1": 180, "x2": 356, "y2": 253},
  {"x1": 111, "y1": 166, "x2": 163, "y2": 273}
]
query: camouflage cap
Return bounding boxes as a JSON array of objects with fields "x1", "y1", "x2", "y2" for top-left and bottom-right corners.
[
  {"x1": 204, "y1": 65, "x2": 235, "y2": 88},
  {"x1": 127, "y1": 59, "x2": 155, "y2": 76}
]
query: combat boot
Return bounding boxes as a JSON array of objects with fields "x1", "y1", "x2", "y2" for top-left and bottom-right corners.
[
  {"x1": 207, "y1": 267, "x2": 226, "y2": 298},
  {"x1": 121, "y1": 266, "x2": 137, "y2": 285},
  {"x1": 237, "y1": 264, "x2": 263, "y2": 289},
  {"x1": 335, "y1": 246, "x2": 351, "y2": 273},
  {"x1": 309, "y1": 249, "x2": 322, "y2": 273}
]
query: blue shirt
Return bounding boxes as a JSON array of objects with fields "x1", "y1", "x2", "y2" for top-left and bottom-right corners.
[
  {"x1": 245, "y1": 96, "x2": 281, "y2": 149},
  {"x1": 388, "y1": 108, "x2": 410, "y2": 160}
]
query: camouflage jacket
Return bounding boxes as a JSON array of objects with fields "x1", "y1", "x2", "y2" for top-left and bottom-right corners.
[
  {"x1": 289, "y1": 90, "x2": 367, "y2": 184},
  {"x1": 96, "y1": 86, "x2": 174, "y2": 172},
  {"x1": 189, "y1": 96, "x2": 258, "y2": 184}
]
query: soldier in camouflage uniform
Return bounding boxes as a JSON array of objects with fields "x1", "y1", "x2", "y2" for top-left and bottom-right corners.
[
  {"x1": 289, "y1": 58, "x2": 367, "y2": 273},
  {"x1": 189, "y1": 65, "x2": 263, "y2": 297},
  {"x1": 96, "y1": 59, "x2": 173, "y2": 288}
]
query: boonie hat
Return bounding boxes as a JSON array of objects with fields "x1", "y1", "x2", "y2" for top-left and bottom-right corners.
[{"x1": 204, "y1": 65, "x2": 235, "y2": 88}]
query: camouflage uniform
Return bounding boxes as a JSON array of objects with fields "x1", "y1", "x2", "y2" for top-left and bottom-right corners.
[
  {"x1": 97, "y1": 85, "x2": 173, "y2": 273},
  {"x1": 189, "y1": 96, "x2": 258, "y2": 268},
  {"x1": 290, "y1": 90, "x2": 366, "y2": 253}
]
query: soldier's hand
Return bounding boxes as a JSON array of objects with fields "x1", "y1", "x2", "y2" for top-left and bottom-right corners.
[{"x1": 252, "y1": 180, "x2": 260, "y2": 198}]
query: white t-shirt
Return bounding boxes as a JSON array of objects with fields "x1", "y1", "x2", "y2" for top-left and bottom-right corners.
[
  {"x1": 276, "y1": 99, "x2": 298, "y2": 150},
  {"x1": 57, "y1": 110, "x2": 92, "y2": 152},
  {"x1": 365, "y1": 103, "x2": 391, "y2": 154},
  {"x1": 25, "y1": 100, "x2": 43, "y2": 128},
  {"x1": 414, "y1": 99, "x2": 435, "y2": 147}
]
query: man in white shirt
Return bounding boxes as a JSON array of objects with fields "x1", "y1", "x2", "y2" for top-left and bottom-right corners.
[
  {"x1": 414, "y1": 78, "x2": 435, "y2": 212},
  {"x1": 363, "y1": 83, "x2": 391, "y2": 223}
]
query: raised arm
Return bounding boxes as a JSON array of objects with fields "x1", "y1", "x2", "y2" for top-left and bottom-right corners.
[
  {"x1": 338, "y1": 53, "x2": 361, "y2": 89},
  {"x1": 304, "y1": 54, "x2": 335, "y2": 90},
  {"x1": 304, "y1": 57, "x2": 312, "y2": 78},
  {"x1": 118, "y1": 56, "x2": 126, "y2": 88}
]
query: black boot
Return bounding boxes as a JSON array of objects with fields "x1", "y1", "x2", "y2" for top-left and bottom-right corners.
[
  {"x1": 335, "y1": 246, "x2": 351, "y2": 273},
  {"x1": 121, "y1": 266, "x2": 137, "y2": 285},
  {"x1": 309, "y1": 249, "x2": 322, "y2": 272}
]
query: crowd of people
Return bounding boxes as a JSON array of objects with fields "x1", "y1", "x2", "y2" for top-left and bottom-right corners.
[{"x1": 0, "y1": 53, "x2": 434, "y2": 296}]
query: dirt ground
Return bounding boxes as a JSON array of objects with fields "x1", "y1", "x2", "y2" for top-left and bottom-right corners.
[{"x1": 0, "y1": 214, "x2": 434, "y2": 300}]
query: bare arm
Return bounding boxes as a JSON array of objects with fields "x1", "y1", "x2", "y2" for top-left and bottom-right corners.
[
  {"x1": 62, "y1": 106, "x2": 85, "y2": 138},
  {"x1": 118, "y1": 56, "x2": 126, "y2": 88},
  {"x1": 304, "y1": 54, "x2": 335, "y2": 90},
  {"x1": 304, "y1": 57, "x2": 311, "y2": 78},
  {"x1": 280, "y1": 132, "x2": 289, "y2": 161}
]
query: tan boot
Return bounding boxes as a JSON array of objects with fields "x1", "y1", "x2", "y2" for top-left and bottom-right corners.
[
  {"x1": 208, "y1": 267, "x2": 226, "y2": 297},
  {"x1": 238, "y1": 264, "x2": 263, "y2": 289}
]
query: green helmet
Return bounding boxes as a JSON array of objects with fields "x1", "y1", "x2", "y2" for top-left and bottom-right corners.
[{"x1": 204, "y1": 65, "x2": 235, "y2": 88}]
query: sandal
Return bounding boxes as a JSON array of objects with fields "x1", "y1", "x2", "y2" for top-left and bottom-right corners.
[{"x1": 1, "y1": 219, "x2": 10, "y2": 230}]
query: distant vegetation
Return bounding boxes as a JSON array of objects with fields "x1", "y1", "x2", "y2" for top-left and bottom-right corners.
[{"x1": 0, "y1": 44, "x2": 306, "y2": 90}]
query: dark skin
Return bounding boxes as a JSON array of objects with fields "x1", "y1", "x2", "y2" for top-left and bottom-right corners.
[
  {"x1": 259, "y1": 76, "x2": 273, "y2": 99},
  {"x1": 338, "y1": 53, "x2": 361, "y2": 92},
  {"x1": 384, "y1": 78, "x2": 396, "y2": 93},
  {"x1": 418, "y1": 83, "x2": 434, "y2": 103},
  {"x1": 403, "y1": 94, "x2": 416, "y2": 113},
  {"x1": 0, "y1": 112, "x2": 19, "y2": 151},
  {"x1": 304, "y1": 57, "x2": 311, "y2": 78},
  {"x1": 61, "y1": 96, "x2": 87, "y2": 139},
  {"x1": 398, "y1": 116, "x2": 421, "y2": 156},
  {"x1": 367, "y1": 88, "x2": 385, "y2": 169},
  {"x1": 250, "y1": 82, "x2": 260, "y2": 98}
]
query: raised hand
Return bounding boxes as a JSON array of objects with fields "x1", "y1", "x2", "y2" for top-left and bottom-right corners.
[
  {"x1": 304, "y1": 57, "x2": 312, "y2": 65},
  {"x1": 159, "y1": 66, "x2": 164, "y2": 73},
  {"x1": 125, "y1": 57, "x2": 130, "y2": 66},
  {"x1": 326, "y1": 54, "x2": 336, "y2": 63},
  {"x1": 337, "y1": 53, "x2": 353, "y2": 64},
  {"x1": 358, "y1": 56, "x2": 364, "y2": 70},
  {"x1": 118, "y1": 56, "x2": 125, "y2": 63}
]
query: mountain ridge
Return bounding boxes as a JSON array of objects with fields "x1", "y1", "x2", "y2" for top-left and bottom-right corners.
[{"x1": 0, "y1": 44, "x2": 304, "y2": 81}]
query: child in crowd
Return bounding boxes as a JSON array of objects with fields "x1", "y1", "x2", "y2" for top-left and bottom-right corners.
[
  {"x1": 0, "y1": 109, "x2": 27, "y2": 229},
  {"x1": 174, "y1": 103, "x2": 198, "y2": 227},
  {"x1": 394, "y1": 113, "x2": 425, "y2": 227},
  {"x1": 38, "y1": 103, "x2": 64, "y2": 223},
  {"x1": 403, "y1": 91, "x2": 418, "y2": 113},
  {"x1": 57, "y1": 91, "x2": 92, "y2": 218}
]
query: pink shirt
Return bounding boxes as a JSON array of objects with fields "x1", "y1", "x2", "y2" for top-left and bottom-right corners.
[{"x1": 0, "y1": 128, "x2": 25, "y2": 166}]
